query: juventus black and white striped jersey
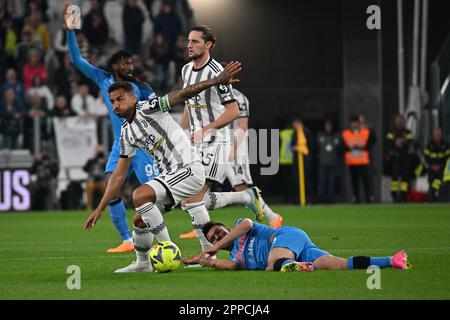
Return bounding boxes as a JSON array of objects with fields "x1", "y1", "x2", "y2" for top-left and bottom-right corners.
[
  {"x1": 182, "y1": 57, "x2": 236, "y2": 145},
  {"x1": 120, "y1": 97, "x2": 200, "y2": 174},
  {"x1": 229, "y1": 89, "x2": 250, "y2": 131}
]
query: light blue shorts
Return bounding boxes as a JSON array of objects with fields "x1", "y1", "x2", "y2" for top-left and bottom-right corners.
[
  {"x1": 271, "y1": 226, "x2": 329, "y2": 263},
  {"x1": 105, "y1": 139, "x2": 159, "y2": 184}
]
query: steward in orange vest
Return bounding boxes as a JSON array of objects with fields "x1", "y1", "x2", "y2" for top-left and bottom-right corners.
[{"x1": 341, "y1": 115, "x2": 375, "y2": 203}]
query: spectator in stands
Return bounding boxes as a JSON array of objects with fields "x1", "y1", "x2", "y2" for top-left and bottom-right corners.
[
  {"x1": 30, "y1": 148, "x2": 59, "y2": 210},
  {"x1": 54, "y1": 52, "x2": 78, "y2": 100},
  {"x1": 83, "y1": 0, "x2": 109, "y2": 49},
  {"x1": 317, "y1": 119, "x2": 340, "y2": 203},
  {"x1": 1, "y1": 68, "x2": 26, "y2": 106},
  {"x1": 149, "y1": 33, "x2": 172, "y2": 73},
  {"x1": 83, "y1": 145, "x2": 107, "y2": 210},
  {"x1": 22, "y1": 48, "x2": 48, "y2": 90},
  {"x1": 26, "y1": 75, "x2": 54, "y2": 111},
  {"x1": 123, "y1": 0, "x2": 145, "y2": 55},
  {"x1": 143, "y1": 57, "x2": 165, "y2": 91},
  {"x1": 341, "y1": 115, "x2": 375, "y2": 203},
  {"x1": 25, "y1": 0, "x2": 50, "y2": 22},
  {"x1": 0, "y1": 88, "x2": 25, "y2": 149},
  {"x1": 27, "y1": 92, "x2": 47, "y2": 118},
  {"x1": 424, "y1": 128, "x2": 450, "y2": 202},
  {"x1": 132, "y1": 54, "x2": 146, "y2": 82},
  {"x1": 53, "y1": 25, "x2": 69, "y2": 65},
  {"x1": 173, "y1": 33, "x2": 188, "y2": 74},
  {"x1": 23, "y1": 11, "x2": 50, "y2": 53},
  {"x1": 0, "y1": 16, "x2": 18, "y2": 69},
  {"x1": 49, "y1": 95, "x2": 75, "y2": 117},
  {"x1": 153, "y1": 1, "x2": 182, "y2": 48},
  {"x1": 71, "y1": 83, "x2": 97, "y2": 117},
  {"x1": 15, "y1": 27, "x2": 43, "y2": 73}
]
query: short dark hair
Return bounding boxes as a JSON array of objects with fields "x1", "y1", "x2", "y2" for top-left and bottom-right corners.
[
  {"x1": 202, "y1": 221, "x2": 226, "y2": 239},
  {"x1": 108, "y1": 50, "x2": 134, "y2": 70},
  {"x1": 349, "y1": 114, "x2": 360, "y2": 122},
  {"x1": 107, "y1": 81, "x2": 134, "y2": 94},
  {"x1": 190, "y1": 25, "x2": 216, "y2": 45}
]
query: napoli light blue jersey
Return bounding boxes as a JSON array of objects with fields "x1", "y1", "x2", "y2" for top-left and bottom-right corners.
[
  {"x1": 229, "y1": 219, "x2": 277, "y2": 270},
  {"x1": 67, "y1": 31, "x2": 159, "y2": 182}
]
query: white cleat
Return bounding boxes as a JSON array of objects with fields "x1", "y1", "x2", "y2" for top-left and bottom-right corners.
[{"x1": 114, "y1": 261, "x2": 154, "y2": 273}]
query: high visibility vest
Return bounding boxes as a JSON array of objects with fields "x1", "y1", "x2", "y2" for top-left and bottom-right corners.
[
  {"x1": 280, "y1": 129, "x2": 294, "y2": 165},
  {"x1": 444, "y1": 158, "x2": 450, "y2": 182},
  {"x1": 342, "y1": 128, "x2": 370, "y2": 166}
]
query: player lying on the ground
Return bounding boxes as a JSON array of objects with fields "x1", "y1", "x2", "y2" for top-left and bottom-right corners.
[
  {"x1": 84, "y1": 62, "x2": 241, "y2": 273},
  {"x1": 182, "y1": 218, "x2": 411, "y2": 271}
]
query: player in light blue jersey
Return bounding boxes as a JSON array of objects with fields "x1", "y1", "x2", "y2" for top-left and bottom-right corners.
[
  {"x1": 64, "y1": 4, "x2": 158, "y2": 253},
  {"x1": 182, "y1": 219, "x2": 411, "y2": 272}
]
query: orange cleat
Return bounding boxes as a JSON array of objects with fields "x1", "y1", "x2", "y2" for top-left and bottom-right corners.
[
  {"x1": 179, "y1": 230, "x2": 198, "y2": 239},
  {"x1": 106, "y1": 241, "x2": 135, "y2": 253},
  {"x1": 269, "y1": 214, "x2": 283, "y2": 229}
]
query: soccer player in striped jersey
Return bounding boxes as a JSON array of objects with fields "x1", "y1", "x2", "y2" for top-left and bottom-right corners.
[
  {"x1": 178, "y1": 25, "x2": 265, "y2": 239},
  {"x1": 64, "y1": 4, "x2": 158, "y2": 253},
  {"x1": 84, "y1": 61, "x2": 242, "y2": 272},
  {"x1": 204, "y1": 85, "x2": 283, "y2": 228}
]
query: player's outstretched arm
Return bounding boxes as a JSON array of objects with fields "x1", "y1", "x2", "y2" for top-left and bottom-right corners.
[
  {"x1": 200, "y1": 218, "x2": 253, "y2": 259},
  {"x1": 64, "y1": 3, "x2": 100, "y2": 82},
  {"x1": 84, "y1": 157, "x2": 131, "y2": 231},
  {"x1": 166, "y1": 61, "x2": 242, "y2": 107}
]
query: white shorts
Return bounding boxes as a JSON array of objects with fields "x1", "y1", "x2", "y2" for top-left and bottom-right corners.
[
  {"x1": 146, "y1": 161, "x2": 206, "y2": 209},
  {"x1": 226, "y1": 161, "x2": 253, "y2": 187},
  {"x1": 197, "y1": 143, "x2": 231, "y2": 184}
]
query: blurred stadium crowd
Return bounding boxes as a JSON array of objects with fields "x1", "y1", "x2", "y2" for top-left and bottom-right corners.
[{"x1": 1, "y1": 0, "x2": 449, "y2": 211}]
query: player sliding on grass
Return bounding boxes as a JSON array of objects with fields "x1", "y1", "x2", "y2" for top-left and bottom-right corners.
[
  {"x1": 182, "y1": 218, "x2": 411, "y2": 271},
  {"x1": 84, "y1": 61, "x2": 242, "y2": 273}
]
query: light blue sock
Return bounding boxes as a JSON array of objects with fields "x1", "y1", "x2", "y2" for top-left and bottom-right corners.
[
  {"x1": 109, "y1": 199, "x2": 131, "y2": 241},
  {"x1": 370, "y1": 257, "x2": 392, "y2": 268},
  {"x1": 347, "y1": 256, "x2": 392, "y2": 269}
]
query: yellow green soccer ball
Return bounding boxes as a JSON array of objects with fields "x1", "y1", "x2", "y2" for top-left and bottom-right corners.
[{"x1": 149, "y1": 241, "x2": 182, "y2": 273}]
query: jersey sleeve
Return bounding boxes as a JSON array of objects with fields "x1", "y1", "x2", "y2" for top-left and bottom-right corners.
[
  {"x1": 137, "y1": 81, "x2": 156, "y2": 101},
  {"x1": 67, "y1": 31, "x2": 107, "y2": 86},
  {"x1": 237, "y1": 93, "x2": 250, "y2": 118},
  {"x1": 119, "y1": 129, "x2": 137, "y2": 158},
  {"x1": 138, "y1": 96, "x2": 171, "y2": 114},
  {"x1": 216, "y1": 83, "x2": 236, "y2": 105}
]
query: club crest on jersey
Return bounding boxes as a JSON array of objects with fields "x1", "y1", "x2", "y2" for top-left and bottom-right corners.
[{"x1": 193, "y1": 94, "x2": 201, "y2": 102}]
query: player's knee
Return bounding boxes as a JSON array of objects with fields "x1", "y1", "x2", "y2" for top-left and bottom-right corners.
[
  {"x1": 133, "y1": 214, "x2": 146, "y2": 228},
  {"x1": 272, "y1": 258, "x2": 292, "y2": 271},
  {"x1": 132, "y1": 185, "x2": 155, "y2": 208}
]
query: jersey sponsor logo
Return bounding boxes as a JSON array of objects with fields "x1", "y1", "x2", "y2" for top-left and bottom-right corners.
[
  {"x1": 247, "y1": 237, "x2": 255, "y2": 257},
  {"x1": 186, "y1": 103, "x2": 208, "y2": 109}
]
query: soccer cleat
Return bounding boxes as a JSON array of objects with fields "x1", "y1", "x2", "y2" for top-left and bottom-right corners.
[
  {"x1": 106, "y1": 241, "x2": 135, "y2": 253},
  {"x1": 114, "y1": 261, "x2": 153, "y2": 273},
  {"x1": 245, "y1": 187, "x2": 264, "y2": 222},
  {"x1": 270, "y1": 214, "x2": 283, "y2": 229},
  {"x1": 179, "y1": 230, "x2": 198, "y2": 239},
  {"x1": 280, "y1": 262, "x2": 314, "y2": 272},
  {"x1": 391, "y1": 250, "x2": 411, "y2": 270}
]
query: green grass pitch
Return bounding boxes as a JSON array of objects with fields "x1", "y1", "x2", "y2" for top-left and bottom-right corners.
[{"x1": 1, "y1": 204, "x2": 449, "y2": 299}]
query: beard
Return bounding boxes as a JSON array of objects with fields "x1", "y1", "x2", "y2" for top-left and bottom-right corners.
[{"x1": 117, "y1": 71, "x2": 135, "y2": 82}]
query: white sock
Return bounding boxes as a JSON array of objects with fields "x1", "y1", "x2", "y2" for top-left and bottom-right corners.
[
  {"x1": 259, "y1": 196, "x2": 278, "y2": 222},
  {"x1": 203, "y1": 191, "x2": 251, "y2": 210},
  {"x1": 183, "y1": 201, "x2": 212, "y2": 250},
  {"x1": 136, "y1": 202, "x2": 171, "y2": 242},
  {"x1": 132, "y1": 226, "x2": 154, "y2": 263}
]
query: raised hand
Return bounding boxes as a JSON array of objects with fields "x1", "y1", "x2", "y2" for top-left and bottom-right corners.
[
  {"x1": 63, "y1": 2, "x2": 81, "y2": 30},
  {"x1": 215, "y1": 61, "x2": 242, "y2": 85}
]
